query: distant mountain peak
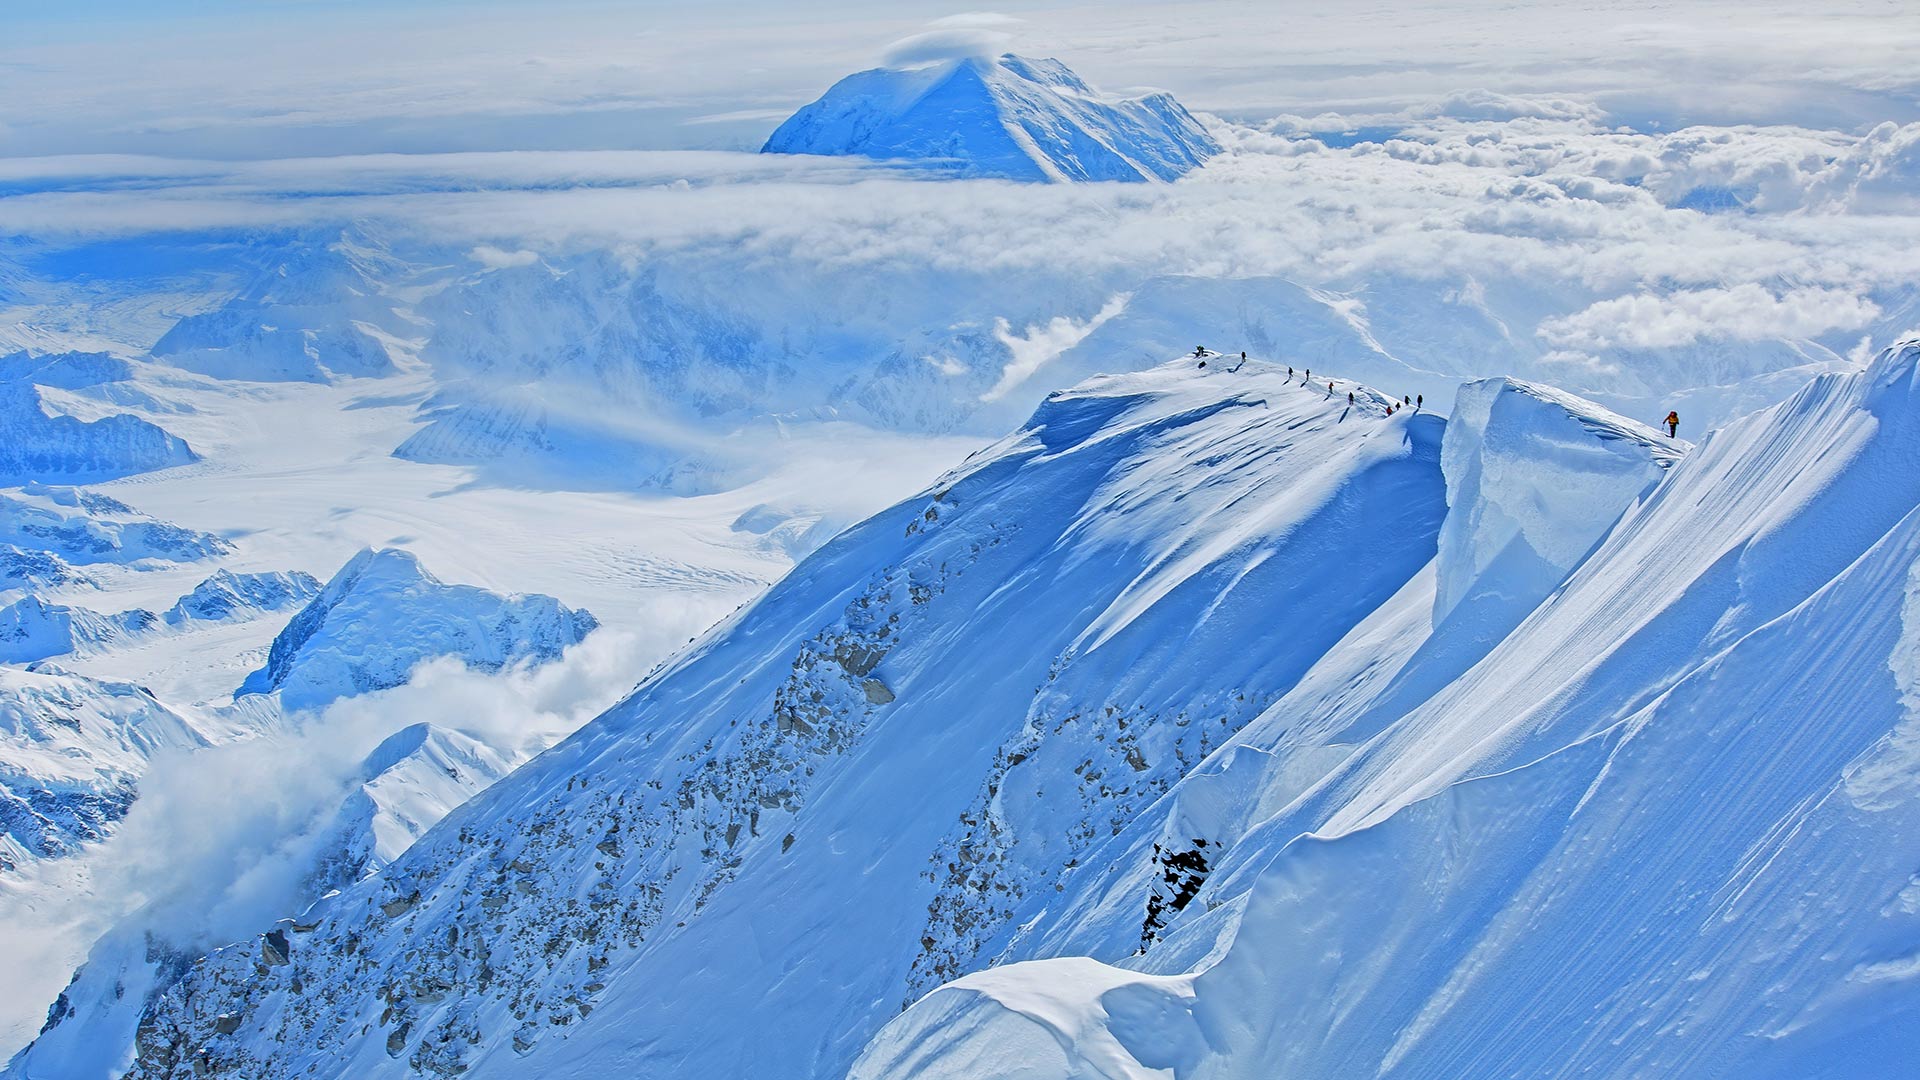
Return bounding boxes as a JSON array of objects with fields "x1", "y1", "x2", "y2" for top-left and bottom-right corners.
[{"x1": 762, "y1": 53, "x2": 1219, "y2": 182}]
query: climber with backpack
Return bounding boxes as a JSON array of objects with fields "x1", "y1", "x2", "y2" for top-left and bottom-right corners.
[{"x1": 1665, "y1": 410, "x2": 1680, "y2": 438}]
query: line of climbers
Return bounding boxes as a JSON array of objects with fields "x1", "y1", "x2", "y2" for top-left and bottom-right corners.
[
  {"x1": 1193, "y1": 346, "x2": 1683, "y2": 437},
  {"x1": 1192, "y1": 346, "x2": 1422, "y2": 417}
]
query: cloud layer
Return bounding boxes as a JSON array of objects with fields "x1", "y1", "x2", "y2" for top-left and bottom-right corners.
[{"x1": 5, "y1": 1, "x2": 1919, "y2": 157}]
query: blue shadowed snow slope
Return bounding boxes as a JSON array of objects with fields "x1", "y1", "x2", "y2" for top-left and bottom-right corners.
[
  {"x1": 22, "y1": 358, "x2": 1444, "y2": 1079},
  {"x1": 855, "y1": 340, "x2": 1920, "y2": 1080}
]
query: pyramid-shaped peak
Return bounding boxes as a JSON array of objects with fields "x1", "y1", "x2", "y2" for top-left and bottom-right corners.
[{"x1": 763, "y1": 54, "x2": 1218, "y2": 182}]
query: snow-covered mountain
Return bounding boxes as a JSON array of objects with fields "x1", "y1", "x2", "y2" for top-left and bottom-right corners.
[
  {"x1": 16, "y1": 356, "x2": 1449, "y2": 1078},
  {"x1": 1, "y1": 353, "x2": 197, "y2": 484},
  {"x1": 0, "y1": 570, "x2": 318, "y2": 665},
  {"x1": 17, "y1": 719, "x2": 526, "y2": 1080},
  {"x1": 763, "y1": 54, "x2": 1219, "y2": 182},
  {"x1": 0, "y1": 597, "x2": 156, "y2": 664},
  {"x1": 160, "y1": 570, "x2": 320, "y2": 627},
  {"x1": 0, "y1": 665, "x2": 207, "y2": 871},
  {"x1": 857, "y1": 342, "x2": 1920, "y2": 1078},
  {"x1": 29, "y1": 339, "x2": 1920, "y2": 1080},
  {"x1": 238, "y1": 548, "x2": 599, "y2": 711},
  {"x1": 148, "y1": 233, "x2": 417, "y2": 383},
  {"x1": 0, "y1": 486, "x2": 231, "y2": 571}
]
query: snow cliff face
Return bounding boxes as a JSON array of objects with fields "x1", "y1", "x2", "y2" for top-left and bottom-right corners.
[
  {"x1": 1433, "y1": 377, "x2": 1684, "y2": 636},
  {"x1": 47, "y1": 358, "x2": 1442, "y2": 1080},
  {"x1": 238, "y1": 548, "x2": 599, "y2": 711},
  {"x1": 854, "y1": 342, "x2": 1920, "y2": 1079},
  {"x1": 763, "y1": 54, "x2": 1218, "y2": 182}
]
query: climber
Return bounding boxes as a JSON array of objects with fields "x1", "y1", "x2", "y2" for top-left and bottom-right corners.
[
  {"x1": 1416, "y1": 394, "x2": 1423, "y2": 410},
  {"x1": 1348, "y1": 391, "x2": 1354, "y2": 406},
  {"x1": 1288, "y1": 366, "x2": 1294, "y2": 378},
  {"x1": 1665, "y1": 410, "x2": 1680, "y2": 438},
  {"x1": 1194, "y1": 345, "x2": 1206, "y2": 357},
  {"x1": 1404, "y1": 395, "x2": 1411, "y2": 405}
]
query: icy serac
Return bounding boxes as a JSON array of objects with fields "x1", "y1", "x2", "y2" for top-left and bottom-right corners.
[
  {"x1": 763, "y1": 54, "x2": 1218, "y2": 182},
  {"x1": 55, "y1": 359, "x2": 1443, "y2": 1079},
  {"x1": 854, "y1": 344, "x2": 1920, "y2": 1079},
  {"x1": 237, "y1": 548, "x2": 599, "y2": 712}
]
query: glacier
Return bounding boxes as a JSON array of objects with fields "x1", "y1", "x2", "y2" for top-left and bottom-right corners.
[{"x1": 763, "y1": 54, "x2": 1219, "y2": 182}]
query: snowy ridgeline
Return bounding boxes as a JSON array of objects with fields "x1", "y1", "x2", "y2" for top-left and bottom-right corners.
[
  {"x1": 238, "y1": 548, "x2": 599, "y2": 712},
  {"x1": 0, "y1": 352, "x2": 196, "y2": 485},
  {"x1": 21, "y1": 342, "x2": 1920, "y2": 1079},
  {"x1": 22, "y1": 342, "x2": 1858, "y2": 1076},
  {"x1": 0, "y1": 485, "x2": 231, "y2": 591},
  {"x1": 0, "y1": 570, "x2": 319, "y2": 665},
  {"x1": 762, "y1": 54, "x2": 1219, "y2": 182}
]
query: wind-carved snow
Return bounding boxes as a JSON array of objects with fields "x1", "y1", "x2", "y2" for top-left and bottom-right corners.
[
  {"x1": 763, "y1": 54, "x2": 1219, "y2": 183},
  {"x1": 1433, "y1": 377, "x2": 1685, "y2": 641},
  {"x1": 238, "y1": 548, "x2": 599, "y2": 712},
  {"x1": 37, "y1": 357, "x2": 1446, "y2": 1080},
  {"x1": 855, "y1": 339, "x2": 1920, "y2": 1080},
  {"x1": 0, "y1": 351, "x2": 197, "y2": 484}
]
